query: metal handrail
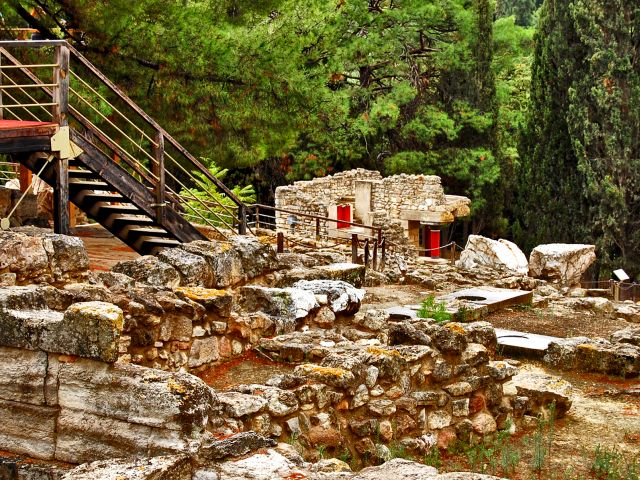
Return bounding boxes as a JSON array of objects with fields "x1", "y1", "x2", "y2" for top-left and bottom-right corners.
[{"x1": 0, "y1": 40, "x2": 248, "y2": 235}]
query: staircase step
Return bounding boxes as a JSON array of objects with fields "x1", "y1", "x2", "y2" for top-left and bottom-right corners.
[
  {"x1": 109, "y1": 216, "x2": 156, "y2": 233},
  {"x1": 137, "y1": 236, "x2": 181, "y2": 254},
  {"x1": 121, "y1": 226, "x2": 172, "y2": 241},
  {"x1": 98, "y1": 204, "x2": 142, "y2": 215},
  {"x1": 69, "y1": 169, "x2": 98, "y2": 179},
  {"x1": 81, "y1": 192, "x2": 128, "y2": 203},
  {"x1": 69, "y1": 179, "x2": 112, "y2": 191}
]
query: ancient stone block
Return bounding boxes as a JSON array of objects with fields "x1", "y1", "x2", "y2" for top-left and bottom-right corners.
[
  {"x1": 60, "y1": 455, "x2": 193, "y2": 480},
  {"x1": 529, "y1": 243, "x2": 596, "y2": 286},
  {"x1": 0, "y1": 398, "x2": 57, "y2": 460},
  {"x1": 0, "y1": 346, "x2": 47, "y2": 405},
  {"x1": 57, "y1": 359, "x2": 216, "y2": 432},
  {"x1": 188, "y1": 336, "x2": 219, "y2": 368},
  {"x1": 39, "y1": 301, "x2": 123, "y2": 362}
]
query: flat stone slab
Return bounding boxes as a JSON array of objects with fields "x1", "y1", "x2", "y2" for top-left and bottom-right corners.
[
  {"x1": 496, "y1": 328, "x2": 560, "y2": 354},
  {"x1": 437, "y1": 287, "x2": 532, "y2": 313},
  {"x1": 386, "y1": 306, "x2": 417, "y2": 320}
]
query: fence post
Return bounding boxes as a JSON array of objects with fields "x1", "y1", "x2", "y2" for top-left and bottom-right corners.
[
  {"x1": 255, "y1": 205, "x2": 260, "y2": 229},
  {"x1": 351, "y1": 233, "x2": 358, "y2": 264},
  {"x1": 277, "y1": 232, "x2": 284, "y2": 253},
  {"x1": 380, "y1": 238, "x2": 386, "y2": 270},
  {"x1": 613, "y1": 280, "x2": 620, "y2": 302},
  {"x1": 152, "y1": 130, "x2": 165, "y2": 223},
  {"x1": 372, "y1": 239, "x2": 378, "y2": 271},
  {"x1": 315, "y1": 217, "x2": 320, "y2": 241},
  {"x1": 364, "y1": 239, "x2": 370, "y2": 269},
  {"x1": 450, "y1": 242, "x2": 456, "y2": 266}
]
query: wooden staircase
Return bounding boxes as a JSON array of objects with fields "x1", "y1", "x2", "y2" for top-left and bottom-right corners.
[{"x1": 0, "y1": 40, "x2": 249, "y2": 254}]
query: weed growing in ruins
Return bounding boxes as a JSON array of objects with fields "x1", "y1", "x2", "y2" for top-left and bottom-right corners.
[
  {"x1": 528, "y1": 402, "x2": 556, "y2": 472},
  {"x1": 423, "y1": 446, "x2": 442, "y2": 468},
  {"x1": 456, "y1": 304, "x2": 472, "y2": 322},
  {"x1": 592, "y1": 445, "x2": 640, "y2": 480},
  {"x1": 388, "y1": 442, "x2": 413, "y2": 460},
  {"x1": 317, "y1": 444, "x2": 326, "y2": 459},
  {"x1": 417, "y1": 295, "x2": 452, "y2": 323}
]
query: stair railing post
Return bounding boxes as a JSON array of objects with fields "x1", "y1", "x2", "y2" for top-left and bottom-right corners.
[
  {"x1": 152, "y1": 130, "x2": 165, "y2": 224},
  {"x1": 351, "y1": 233, "x2": 358, "y2": 264},
  {"x1": 52, "y1": 44, "x2": 70, "y2": 234},
  {"x1": 380, "y1": 238, "x2": 386, "y2": 270},
  {"x1": 238, "y1": 204, "x2": 247, "y2": 235}
]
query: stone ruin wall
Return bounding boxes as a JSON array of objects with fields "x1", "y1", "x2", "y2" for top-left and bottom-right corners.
[
  {"x1": 0, "y1": 231, "x2": 533, "y2": 469},
  {"x1": 274, "y1": 169, "x2": 451, "y2": 242},
  {"x1": 369, "y1": 173, "x2": 446, "y2": 219},
  {"x1": 275, "y1": 169, "x2": 382, "y2": 236}
]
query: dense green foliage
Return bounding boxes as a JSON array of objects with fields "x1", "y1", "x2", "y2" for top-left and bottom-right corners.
[
  {"x1": 517, "y1": 0, "x2": 640, "y2": 275},
  {"x1": 3, "y1": 1, "x2": 639, "y2": 275}
]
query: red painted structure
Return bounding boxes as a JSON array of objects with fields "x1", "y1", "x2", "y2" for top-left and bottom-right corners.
[{"x1": 337, "y1": 204, "x2": 351, "y2": 229}]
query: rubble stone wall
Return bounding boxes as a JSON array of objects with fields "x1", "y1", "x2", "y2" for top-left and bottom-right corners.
[
  {"x1": 370, "y1": 174, "x2": 446, "y2": 218},
  {"x1": 209, "y1": 318, "x2": 524, "y2": 463}
]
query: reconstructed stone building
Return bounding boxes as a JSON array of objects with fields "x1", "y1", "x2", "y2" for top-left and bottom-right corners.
[{"x1": 275, "y1": 169, "x2": 471, "y2": 256}]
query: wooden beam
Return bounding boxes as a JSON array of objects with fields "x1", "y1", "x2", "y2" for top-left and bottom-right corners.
[
  {"x1": 0, "y1": 135, "x2": 52, "y2": 153},
  {"x1": 52, "y1": 45, "x2": 69, "y2": 126},
  {"x1": 53, "y1": 157, "x2": 70, "y2": 234},
  {"x1": 18, "y1": 163, "x2": 31, "y2": 192}
]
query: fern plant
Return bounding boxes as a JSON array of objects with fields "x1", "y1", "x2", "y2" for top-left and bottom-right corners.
[{"x1": 179, "y1": 162, "x2": 256, "y2": 228}]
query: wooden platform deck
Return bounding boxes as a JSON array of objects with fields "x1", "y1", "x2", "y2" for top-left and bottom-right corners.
[{"x1": 0, "y1": 119, "x2": 58, "y2": 154}]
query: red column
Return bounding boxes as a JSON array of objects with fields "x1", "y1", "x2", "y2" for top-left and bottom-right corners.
[{"x1": 430, "y1": 229, "x2": 441, "y2": 258}]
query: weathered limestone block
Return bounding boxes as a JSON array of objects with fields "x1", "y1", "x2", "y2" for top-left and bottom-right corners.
[
  {"x1": 236, "y1": 285, "x2": 319, "y2": 330},
  {"x1": 529, "y1": 243, "x2": 596, "y2": 286},
  {"x1": 198, "y1": 431, "x2": 277, "y2": 461},
  {"x1": 508, "y1": 371, "x2": 573, "y2": 418},
  {"x1": 158, "y1": 248, "x2": 213, "y2": 287},
  {"x1": 180, "y1": 236, "x2": 277, "y2": 288},
  {"x1": 0, "y1": 231, "x2": 49, "y2": 283},
  {"x1": 314, "y1": 263, "x2": 366, "y2": 288},
  {"x1": 61, "y1": 455, "x2": 193, "y2": 480},
  {"x1": 294, "y1": 364, "x2": 357, "y2": 389},
  {"x1": 218, "y1": 391, "x2": 268, "y2": 418},
  {"x1": 57, "y1": 359, "x2": 217, "y2": 433},
  {"x1": 0, "y1": 398, "x2": 57, "y2": 460},
  {"x1": 188, "y1": 336, "x2": 220, "y2": 368},
  {"x1": 293, "y1": 279, "x2": 365, "y2": 315},
  {"x1": 24, "y1": 229, "x2": 90, "y2": 282},
  {"x1": 39, "y1": 301, "x2": 123, "y2": 362},
  {"x1": 176, "y1": 287, "x2": 233, "y2": 318},
  {"x1": 0, "y1": 346, "x2": 48, "y2": 405},
  {"x1": 611, "y1": 326, "x2": 640, "y2": 347},
  {"x1": 354, "y1": 458, "x2": 438, "y2": 479},
  {"x1": 544, "y1": 337, "x2": 640, "y2": 376},
  {"x1": 113, "y1": 256, "x2": 181, "y2": 288},
  {"x1": 0, "y1": 308, "x2": 64, "y2": 350},
  {"x1": 55, "y1": 409, "x2": 194, "y2": 464},
  {"x1": 457, "y1": 235, "x2": 528, "y2": 275}
]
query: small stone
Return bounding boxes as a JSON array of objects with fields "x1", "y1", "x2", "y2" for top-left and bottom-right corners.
[
  {"x1": 351, "y1": 384, "x2": 369, "y2": 408},
  {"x1": 428, "y1": 410, "x2": 452, "y2": 430},
  {"x1": 193, "y1": 326, "x2": 207, "y2": 337},
  {"x1": 452, "y1": 398, "x2": 470, "y2": 417},
  {"x1": 443, "y1": 381, "x2": 473, "y2": 397},
  {"x1": 368, "y1": 399, "x2": 396, "y2": 416},
  {"x1": 365, "y1": 366, "x2": 379, "y2": 388},
  {"x1": 472, "y1": 412, "x2": 497, "y2": 435},
  {"x1": 379, "y1": 420, "x2": 394, "y2": 442}
]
